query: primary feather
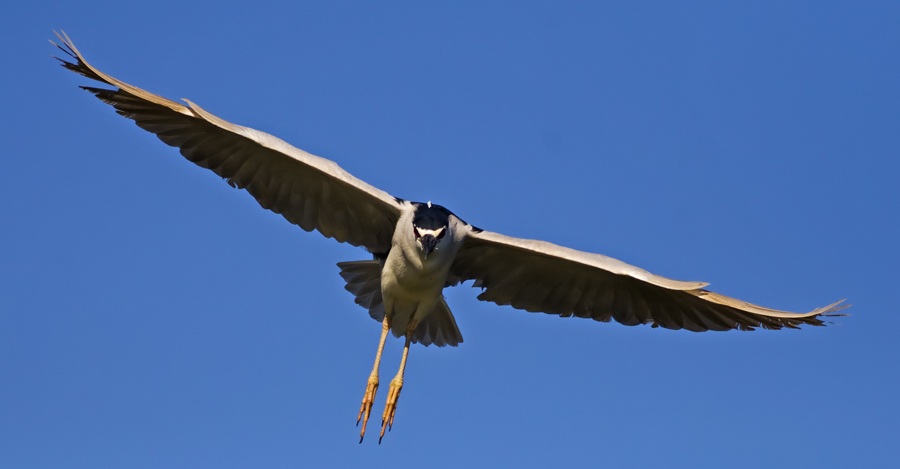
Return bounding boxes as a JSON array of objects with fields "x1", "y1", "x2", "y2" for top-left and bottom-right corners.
[{"x1": 53, "y1": 31, "x2": 846, "y2": 337}]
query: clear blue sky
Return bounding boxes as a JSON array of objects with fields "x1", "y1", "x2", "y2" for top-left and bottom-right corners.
[{"x1": 3, "y1": 2, "x2": 898, "y2": 467}]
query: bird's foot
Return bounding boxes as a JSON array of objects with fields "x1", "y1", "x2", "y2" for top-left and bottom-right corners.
[
  {"x1": 379, "y1": 376, "x2": 403, "y2": 443},
  {"x1": 356, "y1": 375, "x2": 379, "y2": 443}
]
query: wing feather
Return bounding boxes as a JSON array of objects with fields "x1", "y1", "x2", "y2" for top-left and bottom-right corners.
[
  {"x1": 451, "y1": 229, "x2": 846, "y2": 332},
  {"x1": 54, "y1": 31, "x2": 402, "y2": 253}
]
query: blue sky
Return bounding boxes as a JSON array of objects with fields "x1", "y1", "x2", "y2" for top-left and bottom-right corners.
[{"x1": 3, "y1": 1, "x2": 899, "y2": 467}]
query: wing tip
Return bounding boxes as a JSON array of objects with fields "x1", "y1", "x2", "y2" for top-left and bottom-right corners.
[
  {"x1": 814, "y1": 298, "x2": 850, "y2": 317},
  {"x1": 695, "y1": 291, "x2": 850, "y2": 320},
  {"x1": 51, "y1": 29, "x2": 91, "y2": 77},
  {"x1": 52, "y1": 30, "x2": 191, "y2": 114}
]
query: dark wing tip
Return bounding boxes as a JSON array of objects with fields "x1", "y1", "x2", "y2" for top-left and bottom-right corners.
[{"x1": 51, "y1": 30, "x2": 83, "y2": 71}]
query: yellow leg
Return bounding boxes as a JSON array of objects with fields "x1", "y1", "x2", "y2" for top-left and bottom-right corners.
[
  {"x1": 357, "y1": 316, "x2": 390, "y2": 443},
  {"x1": 379, "y1": 324, "x2": 415, "y2": 443}
]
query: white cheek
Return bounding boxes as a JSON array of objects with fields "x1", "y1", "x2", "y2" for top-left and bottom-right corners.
[{"x1": 416, "y1": 228, "x2": 445, "y2": 238}]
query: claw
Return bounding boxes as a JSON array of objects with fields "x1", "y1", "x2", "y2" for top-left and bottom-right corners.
[
  {"x1": 357, "y1": 376, "x2": 379, "y2": 442},
  {"x1": 379, "y1": 376, "x2": 403, "y2": 442}
]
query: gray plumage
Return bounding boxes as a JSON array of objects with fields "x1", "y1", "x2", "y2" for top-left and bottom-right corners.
[
  {"x1": 54, "y1": 31, "x2": 848, "y2": 443},
  {"x1": 52, "y1": 32, "x2": 845, "y2": 349}
]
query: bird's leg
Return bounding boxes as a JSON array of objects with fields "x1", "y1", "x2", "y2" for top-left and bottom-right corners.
[
  {"x1": 379, "y1": 322, "x2": 415, "y2": 443},
  {"x1": 357, "y1": 315, "x2": 391, "y2": 443}
]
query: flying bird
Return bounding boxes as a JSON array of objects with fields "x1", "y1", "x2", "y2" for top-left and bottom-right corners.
[{"x1": 52, "y1": 31, "x2": 846, "y2": 443}]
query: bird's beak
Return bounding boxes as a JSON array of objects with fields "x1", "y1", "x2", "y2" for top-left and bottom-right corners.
[{"x1": 421, "y1": 234, "x2": 438, "y2": 258}]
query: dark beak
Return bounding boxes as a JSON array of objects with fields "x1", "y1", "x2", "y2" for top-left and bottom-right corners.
[{"x1": 421, "y1": 234, "x2": 438, "y2": 257}]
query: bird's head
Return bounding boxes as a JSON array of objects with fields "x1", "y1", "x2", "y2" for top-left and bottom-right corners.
[{"x1": 412, "y1": 202, "x2": 451, "y2": 258}]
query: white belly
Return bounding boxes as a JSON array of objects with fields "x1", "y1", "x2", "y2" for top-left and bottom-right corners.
[{"x1": 380, "y1": 247, "x2": 451, "y2": 336}]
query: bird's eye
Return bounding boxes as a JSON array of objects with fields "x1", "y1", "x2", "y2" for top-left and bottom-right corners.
[
  {"x1": 436, "y1": 228, "x2": 446, "y2": 239},
  {"x1": 414, "y1": 227, "x2": 421, "y2": 239}
]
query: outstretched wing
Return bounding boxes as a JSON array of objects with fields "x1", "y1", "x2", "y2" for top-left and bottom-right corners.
[
  {"x1": 450, "y1": 229, "x2": 846, "y2": 331},
  {"x1": 53, "y1": 31, "x2": 403, "y2": 253}
]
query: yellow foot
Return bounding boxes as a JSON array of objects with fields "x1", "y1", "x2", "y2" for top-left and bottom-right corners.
[
  {"x1": 379, "y1": 377, "x2": 403, "y2": 444},
  {"x1": 356, "y1": 376, "x2": 379, "y2": 443}
]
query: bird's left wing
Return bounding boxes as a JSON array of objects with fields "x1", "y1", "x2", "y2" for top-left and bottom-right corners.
[
  {"x1": 450, "y1": 229, "x2": 846, "y2": 331},
  {"x1": 53, "y1": 31, "x2": 403, "y2": 253}
]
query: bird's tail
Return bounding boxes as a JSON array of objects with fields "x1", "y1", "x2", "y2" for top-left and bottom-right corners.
[{"x1": 337, "y1": 260, "x2": 463, "y2": 347}]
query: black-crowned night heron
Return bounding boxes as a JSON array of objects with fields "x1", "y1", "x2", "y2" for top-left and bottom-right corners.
[{"x1": 53, "y1": 32, "x2": 846, "y2": 443}]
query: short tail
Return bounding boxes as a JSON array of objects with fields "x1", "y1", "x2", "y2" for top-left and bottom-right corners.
[{"x1": 337, "y1": 260, "x2": 463, "y2": 347}]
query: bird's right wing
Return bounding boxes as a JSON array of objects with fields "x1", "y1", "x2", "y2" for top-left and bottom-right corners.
[
  {"x1": 450, "y1": 229, "x2": 846, "y2": 331},
  {"x1": 53, "y1": 31, "x2": 403, "y2": 253}
]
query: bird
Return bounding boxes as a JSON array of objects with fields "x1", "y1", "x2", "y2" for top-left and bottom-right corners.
[{"x1": 52, "y1": 31, "x2": 846, "y2": 443}]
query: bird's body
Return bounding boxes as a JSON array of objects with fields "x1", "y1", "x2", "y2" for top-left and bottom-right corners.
[
  {"x1": 380, "y1": 202, "x2": 468, "y2": 343},
  {"x1": 53, "y1": 31, "x2": 845, "y2": 444}
]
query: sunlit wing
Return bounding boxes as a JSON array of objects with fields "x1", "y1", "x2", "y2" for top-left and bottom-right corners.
[
  {"x1": 53, "y1": 31, "x2": 403, "y2": 253},
  {"x1": 451, "y1": 229, "x2": 846, "y2": 331}
]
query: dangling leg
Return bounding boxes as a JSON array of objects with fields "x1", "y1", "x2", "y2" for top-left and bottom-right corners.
[
  {"x1": 379, "y1": 322, "x2": 415, "y2": 443},
  {"x1": 357, "y1": 315, "x2": 390, "y2": 443}
]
